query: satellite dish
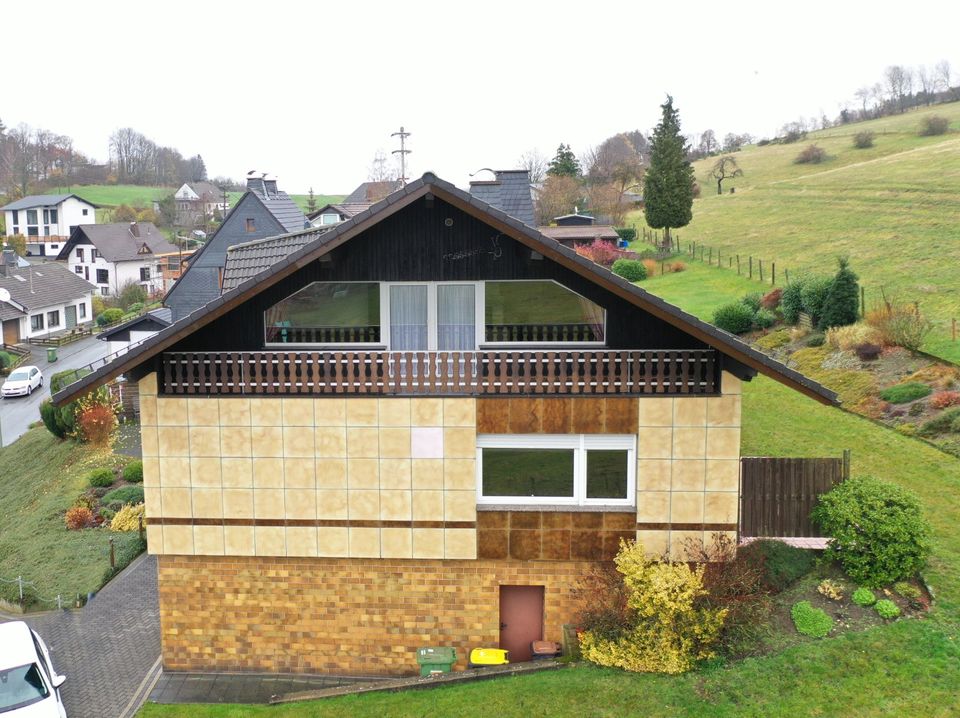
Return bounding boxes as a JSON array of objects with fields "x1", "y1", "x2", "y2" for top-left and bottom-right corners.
[{"x1": 0, "y1": 288, "x2": 10, "y2": 303}]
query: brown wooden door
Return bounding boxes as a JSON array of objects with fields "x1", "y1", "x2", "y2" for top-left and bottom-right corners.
[
  {"x1": 2, "y1": 319, "x2": 20, "y2": 345},
  {"x1": 499, "y1": 585, "x2": 544, "y2": 662}
]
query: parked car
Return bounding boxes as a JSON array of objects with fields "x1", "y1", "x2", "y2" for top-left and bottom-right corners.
[
  {"x1": 0, "y1": 621, "x2": 66, "y2": 717},
  {"x1": 1, "y1": 366, "x2": 43, "y2": 398}
]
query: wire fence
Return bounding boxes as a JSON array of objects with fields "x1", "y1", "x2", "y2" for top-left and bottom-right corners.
[{"x1": 639, "y1": 229, "x2": 960, "y2": 344}]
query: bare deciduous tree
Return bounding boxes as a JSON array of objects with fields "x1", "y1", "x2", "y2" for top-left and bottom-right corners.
[
  {"x1": 698, "y1": 129, "x2": 718, "y2": 157},
  {"x1": 708, "y1": 156, "x2": 743, "y2": 196},
  {"x1": 916, "y1": 65, "x2": 935, "y2": 105},
  {"x1": 517, "y1": 149, "x2": 547, "y2": 185},
  {"x1": 884, "y1": 65, "x2": 913, "y2": 113},
  {"x1": 535, "y1": 174, "x2": 583, "y2": 225},
  {"x1": 367, "y1": 149, "x2": 397, "y2": 182},
  {"x1": 854, "y1": 86, "x2": 872, "y2": 117},
  {"x1": 935, "y1": 59, "x2": 956, "y2": 99}
]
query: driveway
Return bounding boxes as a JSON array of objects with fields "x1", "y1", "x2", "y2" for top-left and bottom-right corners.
[
  {"x1": 17, "y1": 554, "x2": 160, "y2": 718},
  {"x1": 0, "y1": 335, "x2": 112, "y2": 446}
]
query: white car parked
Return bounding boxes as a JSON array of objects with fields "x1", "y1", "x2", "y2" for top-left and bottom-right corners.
[
  {"x1": 1, "y1": 366, "x2": 43, "y2": 398},
  {"x1": 0, "y1": 621, "x2": 66, "y2": 717}
]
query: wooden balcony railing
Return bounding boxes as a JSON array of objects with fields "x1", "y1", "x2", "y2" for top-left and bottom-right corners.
[{"x1": 160, "y1": 350, "x2": 717, "y2": 396}]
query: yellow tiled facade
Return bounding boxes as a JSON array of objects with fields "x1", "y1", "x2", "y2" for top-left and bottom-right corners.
[{"x1": 141, "y1": 371, "x2": 742, "y2": 561}]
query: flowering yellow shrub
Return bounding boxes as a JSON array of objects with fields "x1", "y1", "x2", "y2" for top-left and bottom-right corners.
[
  {"x1": 579, "y1": 541, "x2": 727, "y2": 674},
  {"x1": 110, "y1": 503, "x2": 145, "y2": 532}
]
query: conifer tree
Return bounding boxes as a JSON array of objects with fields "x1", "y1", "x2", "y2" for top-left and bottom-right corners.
[
  {"x1": 307, "y1": 187, "x2": 317, "y2": 213},
  {"x1": 643, "y1": 96, "x2": 695, "y2": 246},
  {"x1": 820, "y1": 256, "x2": 860, "y2": 328},
  {"x1": 547, "y1": 144, "x2": 582, "y2": 178}
]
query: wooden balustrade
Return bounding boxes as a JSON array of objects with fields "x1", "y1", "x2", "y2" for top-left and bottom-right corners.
[{"x1": 160, "y1": 350, "x2": 717, "y2": 396}]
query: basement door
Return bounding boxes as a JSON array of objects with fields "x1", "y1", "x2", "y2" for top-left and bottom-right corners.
[
  {"x1": 499, "y1": 585, "x2": 544, "y2": 662},
  {"x1": 65, "y1": 306, "x2": 77, "y2": 329},
  {"x1": 2, "y1": 319, "x2": 20, "y2": 345}
]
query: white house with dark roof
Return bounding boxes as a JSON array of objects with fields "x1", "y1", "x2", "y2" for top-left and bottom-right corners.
[
  {"x1": 0, "y1": 250, "x2": 94, "y2": 344},
  {"x1": 307, "y1": 180, "x2": 402, "y2": 228},
  {"x1": 0, "y1": 194, "x2": 98, "y2": 257},
  {"x1": 56, "y1": 222, "x2": 180, "y2": 297},
  {"x1": 173, "y1": 182, "x2": 228, "y2": 227}
]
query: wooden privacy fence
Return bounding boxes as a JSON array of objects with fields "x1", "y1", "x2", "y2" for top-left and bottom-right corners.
[{"x1": 740, "y1": 451, "x2": 850, "y2": 538}]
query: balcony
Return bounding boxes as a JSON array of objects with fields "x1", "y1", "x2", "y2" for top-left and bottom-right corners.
[{"x1": 159, "y1": 349, "x2": 718, "y2": 396}]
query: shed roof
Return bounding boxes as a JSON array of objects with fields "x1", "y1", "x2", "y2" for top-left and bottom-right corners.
[
  {"x1": 52, "y1": 173, "x2": 837, "y2": 407},
  {"x1": 539, "y1": 225, "x2": 620, "y2": 242}
]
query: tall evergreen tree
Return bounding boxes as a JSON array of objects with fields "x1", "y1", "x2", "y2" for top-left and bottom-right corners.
[
  {"x1": 820, "y1": 256, "x2": 860, "y2": 329},
  {"x1": 547, "y1": 143, "x2": 582, "y2": 178},
  {"x1": 643, "y1": 96, "x2": 695, "y2": 245},
  {"x1": 307, "y1": 187, "x2": 317, "y2": 213}
]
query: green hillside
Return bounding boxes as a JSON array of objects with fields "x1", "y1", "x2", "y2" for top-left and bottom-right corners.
[
  {"x1": 226, "y1": 191, "x2": 346, "y2": 213},
  {"x1": 70, "y1": 184, "x2": 173, "y2": 208},
  {"x1": 631, "y1": 102, "x2": 960, "y2": 363}
]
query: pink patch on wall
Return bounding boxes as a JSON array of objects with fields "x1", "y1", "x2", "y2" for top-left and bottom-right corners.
[{"x1": 411, "y1": 427, "x2": 444, "y2": 458}]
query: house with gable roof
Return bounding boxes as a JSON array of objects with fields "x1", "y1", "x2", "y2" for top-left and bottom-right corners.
[
  {"x1": 164, "y1": 175, "x2": 307, "y2": 321},
  {"x1": 0, "y1": 194, "x2": 98, "y2": 257},
  {"x1": 53, "y1": 171, "x2": 836, "y2": 677},
  {"x1": 173, "y1": 181, "x2": 229, "y2": 227},
  {"x1": 307, "y1": 180, "x2": 403, "y2": 227}
]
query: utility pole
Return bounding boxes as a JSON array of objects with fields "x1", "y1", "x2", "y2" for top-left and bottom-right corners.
[{"x1": 391, "y1": 126, "x2": 411, "y2": 186}]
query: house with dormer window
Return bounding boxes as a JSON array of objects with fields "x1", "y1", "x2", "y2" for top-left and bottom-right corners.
[{"x1": 53, "y1": 172, "x2": 835, "y2": 677}]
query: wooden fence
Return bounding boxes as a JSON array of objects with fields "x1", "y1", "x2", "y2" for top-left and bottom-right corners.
[{"x1": 740, "y1": 451, "x2": 850, "y2": 538}]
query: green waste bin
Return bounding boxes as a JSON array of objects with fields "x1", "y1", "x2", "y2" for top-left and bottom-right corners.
[
  {"x1": 416, "y1": 647, "x2": 456, "y2": 676},
  {"x1": 47, "y1": 347, "x2": 57, "y2": 363}
]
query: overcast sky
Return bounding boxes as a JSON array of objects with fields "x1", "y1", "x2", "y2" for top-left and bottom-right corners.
[{"x1": 6, "y1": 1, "x2": 960, "y2": 194}]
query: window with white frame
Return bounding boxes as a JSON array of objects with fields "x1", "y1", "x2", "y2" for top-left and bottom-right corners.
[
  {"x1": 263, "y1": 280, "x2": 606, "y2": 350},
  {"x1": 320, "y1": 213, "x2": 341, "y2": 225},
  {"x1": 476, "y1": 434, "x2": 635, "y2": 507}
]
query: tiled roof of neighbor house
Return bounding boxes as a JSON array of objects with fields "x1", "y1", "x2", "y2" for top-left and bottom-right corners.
[
  {"x1": 0, "y1": 261, "x2": 91, "y2": 311},
  {"x1": 56, "y1": 223, "x2": 178, "y2": 263},
  {"x1": 0, "y1": 194, "x2": 97, "y2": 211},
  {"x1": 52, "y1": 173, "x2": 838, "y2": 407},
  {"x1": 188, "y1": 182, "x2": 223, "y2": 201},
  {"x1": 222, "y1": 229, "x2": 334, "y2": 291},
  {"x1": 0, "y1": 301, "x2": 25, "y2": 321},
  {"x1": 97, "y1": 307, "x2": 172, "y2": 342},
  {"x1": 468, "y1": 170, "x2": 535, "y2": 227},
  {"x1": 246, "y1": 185, "x2": 308, "y2": 233},
  {"x1": 343, "y1": 181, "x2": 402, "y2": 204},
  {"x1": 307, "y1": 203, "x2": 376, "y2": 221},
  {"x1": 539, "y1": 225, "x2": 621, "y2": 242}
]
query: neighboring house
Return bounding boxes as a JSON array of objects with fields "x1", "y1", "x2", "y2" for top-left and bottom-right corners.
[
  {"x1": 0, "y1": 250, "x2": 93, "y2": 344},
  {"x1": 307, "y1": 181, "x2": 401, "y2": 228},
  {"x1": 539, "y1": 212, "x2": 621, "y2": 247},
  {"x1": 0, "y1": 194, "x2": 98, "y2": 257},
  {"x1": 157, "y1": 248, "x2": 195, "y2": 291},
  {"x1": 173, "y1": 182, "x2": 228, "y2": 227},
  {"x1": 56, "y1": 223, "x2": 179, "y2": 297},
  {"x1": 97, "y1": 307, "x2": 172, "y2": 356},
  {"x1": 164, "y1": 175, "x2": 308, "y2": 322},
  {"x1": 466, "y1": 169, "x2": 535, "y2": 226},
  {"x1": 53, "y1": 172, "x2": 835, "y2": 678}
]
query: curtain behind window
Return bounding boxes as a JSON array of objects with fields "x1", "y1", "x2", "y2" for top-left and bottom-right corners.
[
  {"x1": 389, "y1": 285, "x2": 428, "y2": 350},
  {"x1": 437, "y1": 284, "x2": 475, "y2": 350}
]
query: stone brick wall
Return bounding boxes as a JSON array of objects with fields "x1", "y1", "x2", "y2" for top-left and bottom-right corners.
[{"x1": 157, "y1": 554, "x2": 594, "y2": 676}]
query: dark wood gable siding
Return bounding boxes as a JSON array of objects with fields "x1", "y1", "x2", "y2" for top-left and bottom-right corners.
[{"x1": 170, "y1": 197, "x2": 710, "y2": 353}]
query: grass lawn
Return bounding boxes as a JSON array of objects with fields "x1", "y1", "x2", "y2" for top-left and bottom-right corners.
[
  {"x1": 136, "y1": 263, "x2": 960, "y2": 716},
  {"x1": 226, "y1": 192, "x2": 345, "y2": 214},
  {"x1": 629, "y1": 102, "x2": 960, "y2": 364},
  {"x1": 0, "y1": 427, "x2": 142, "y2": 607},
  {"x1": 67, "y1": 184, "x2": 174, "y2": 208}
]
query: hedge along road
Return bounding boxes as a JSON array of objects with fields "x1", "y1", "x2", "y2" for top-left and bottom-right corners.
[{"x1": 0, "y1": 335, "x2": 112, "y2": 447}]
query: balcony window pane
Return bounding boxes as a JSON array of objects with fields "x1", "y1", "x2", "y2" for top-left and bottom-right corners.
[
  {"x1": 265, "y1": 282, "x2": 380, "y2": 344},
  {"x1": 389, "y1": 285, "x2": 428, "y2": 350},
  {"x1": 437, "y1": 284, "x2": 475, "y2": 350},
  {"x1": 482, "y1": 447, "x2": 575, "y2": 498},
  {"x1": 586, "y1": 449, "x2": 629, "y2": 499},
  {"x1": 485, "y1": 281, "x2": 604, "y2": 343}
]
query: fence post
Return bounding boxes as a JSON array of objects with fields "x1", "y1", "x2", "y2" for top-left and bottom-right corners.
[
  {"x1": 57, "y1": 594, "x2": 62, "y2": 610},
  {"x1": 749, "y1": 256, "x2": 753, "y2": 279},
  {"x1": 842, "y1": 449, "x2": 851, "y2": 480},
  {"x1": 785, "y1": 268, "x2": 790, "y2": 284},
  {"x1": 861, "y1": 286, "x2": 866, "y2": 317},
  {"x1": 109, "y1": 539, "x2": 115, "y2": 569},
  {"x1": 759, "y1": 259, "x2": 764, "y2": 282},
  {"x1": 709, "y1": 248, "x2": 713, "y2": 264},
  {"x1": 660, "y1": 260, "x2": 665, "y2": 275},
  {"x1": 728, "y1": 256, "x2": 732, "y2": 268},
  {"x1": 17, "y1": 576, "x2": 23, "y2": 602},
  {"x1": 139, "y1": 515, "x2": 144, "y2": 542},
  {"x1": 737, "y1": 255, "x2": 741, "y2": 275},
  {"x1": 953, "y1": 318, "x2": 957, "y2": 341},
  {"x1": 771, "y1": 262, "x2": 776, "y2": 285}
]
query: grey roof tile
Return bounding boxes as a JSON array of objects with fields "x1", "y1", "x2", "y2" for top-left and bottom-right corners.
[
  {"x1": 0, "y1": 194, "x2": 96, "y2": 211},
  {"x1": 222, "y1": 229, "x2": 332, "y2": 291},
  {"x1": 0, "y1": 262, "x2": 91, "y2": 311},
  {"x1": 56, "y1": 223, "x2": 178, "y2": 263}
]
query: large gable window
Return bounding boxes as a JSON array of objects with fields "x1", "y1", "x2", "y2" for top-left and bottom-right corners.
[
  {"x1": 484, "y1": 280, "x2": 604, "y2": 344},
  {"x1": 477, "y1": 434, "x2": 634, "y2": 507},
  {"x1": 266, "y1": 282, "x2": 380, "y2": 344}
]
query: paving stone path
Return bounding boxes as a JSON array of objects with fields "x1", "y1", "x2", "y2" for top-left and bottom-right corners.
[{"x1": 19, "y1": 554, "x2": 160, "y2": 718}]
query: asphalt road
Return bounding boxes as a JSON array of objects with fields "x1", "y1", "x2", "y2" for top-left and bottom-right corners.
[{"x1": 0, "y1": 336, "x2": 112, "y2": 447}]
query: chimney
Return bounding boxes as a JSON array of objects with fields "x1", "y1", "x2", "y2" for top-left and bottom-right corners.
[
  {"x1": 129, "y1": 221, "x2": 140, "y2": 238},
  {"x1": 264, "y1": 179, "x2": 278, "y2": 197},
  {"x1": 0, "y1": 249, "x2": 13, "y2": 277}
]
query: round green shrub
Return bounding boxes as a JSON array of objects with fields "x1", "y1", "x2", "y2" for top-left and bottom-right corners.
[
  {"x1": 738, "y1": 540, "x2": 814, "y2": 592},
  {"x1": 122, "y1": 460, "x2": 144, "y2": 483},
  {"x1": 0, "y1": 350, "x2": 12, "y2": 369},
  {"x1": 712, "y1": 302, "x2": 755, "y2": 334},
  {"x1": 893, "y1": 581, "x2": 922, "y2": 600},
  {"x1": 741, "y1": 293, "x2": 763, "y2": 312},
  {"x1": 96, "y1": 308, "x2": 124, "y2": 326},
  {"x1": 918, "y1": 407, "x2": 960, "y2": 437},
  {"x1": 100, "y1": 508, "x2": 117, "y2": 522},
  {"x1": 611, "y1": 259, "x2": 647, "y2": 283},
  {"x1": 805, "y1": 333, "x2": 825, "y2": 347},
  {"x1": 811, "y1": 476, "x2": 932, "y2": 587},
  {"x1": 102, "y1": 485, "x2": 144, "y2": 505},
  {"x1": 127, "y1": 302, "x2": 145, "y2": 314},
  {"x1": 87, "y1": 468, "x2": 116, "y2": 488},
  {"x1": 880, "y1": 382, "x2": 932, "y2": 404},
  {"x1": 791, "y1": 601, "x2": 832, "y2": 637},
  {"x1": 753, "y1": 308, "x2": 776, "y2": 330},
  {"x1": 781, "y1": 278, "x2": 807, "y2": 324},
  {"x1": 852, "y1": 587, "x2": 876, "y2": 607},
  {"x1": 874, "y1": 599, "x2": 900, "y2": 619}
]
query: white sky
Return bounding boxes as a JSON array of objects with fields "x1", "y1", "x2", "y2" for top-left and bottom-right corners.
[{"x1": 6, "y1": 0, "x2": 960, "y2": 194}]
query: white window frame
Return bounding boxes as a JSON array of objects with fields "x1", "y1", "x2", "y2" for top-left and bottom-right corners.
[
  {"x1": 263, "y1": 281, "x2": 385, "y2": 349},
  {"x1": 476, "y1": 434, "x2": 636, "y2": 507},
  {"x1": 380, "y1": 281, "x2": 484, "y2": 351},
  {"x1": 479, "y1": 279, "x2": 607, "y2": 348},
  {"x1": 320, "y1": 213, "x2": 341, "y2": 225}
]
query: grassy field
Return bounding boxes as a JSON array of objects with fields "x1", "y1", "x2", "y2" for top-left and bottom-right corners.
[
  {"x1": 226, "y1": 191, "x2": 345, "y2": 214},
  {"x1": 630, "y1": 101, "x2": 960, "y2": 364},
  {"x1": 69, "y1": 184, "x2": 173, "y2": 208},
  {"x1": 0, "y1": 428, "x2": 142, "y2": 607},
  {"x1": 137, "y1": 263, "x2": 960, "y2": 715}
]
